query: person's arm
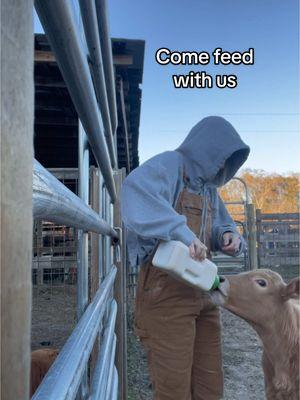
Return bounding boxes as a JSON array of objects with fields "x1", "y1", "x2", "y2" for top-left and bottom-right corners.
[
  {"x1": 121, "y1": 154, "x2": 196, "y2": 247},
  {"x1": 212, "y1": 193, "x2": 246, "y2": 256}
]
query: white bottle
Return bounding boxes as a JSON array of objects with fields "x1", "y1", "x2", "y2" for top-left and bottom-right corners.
[{"x1": 152, "y1": 240, "x2": 220, "y2": 291}]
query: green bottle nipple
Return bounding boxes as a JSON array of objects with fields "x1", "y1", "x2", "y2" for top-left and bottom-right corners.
[{"x1": 210, "y1": 275, "x2": 220, "y2": 290}]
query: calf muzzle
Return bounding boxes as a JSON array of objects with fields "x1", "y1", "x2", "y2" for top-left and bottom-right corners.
[{"x1": 209, "y1": 275, "x2": 230, "y2": 306}]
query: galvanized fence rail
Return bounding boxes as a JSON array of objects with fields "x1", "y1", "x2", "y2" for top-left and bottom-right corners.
[
  {"x1": 31, "y1": 1, "x2": 126, "y2": 399},
  {"x1": 32, "y1": 269, "x2": 117, "y2": 400}
]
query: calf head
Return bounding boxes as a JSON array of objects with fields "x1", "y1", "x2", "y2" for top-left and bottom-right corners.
[
  {"x1": 30, "y1": 348, "x2": 59, "y2": 396},
  {"x1": 211, "y1": 269, "x2": 299, "y2": 327}
]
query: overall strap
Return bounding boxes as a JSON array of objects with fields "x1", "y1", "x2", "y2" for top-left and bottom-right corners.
[{"x1": 182, "y1": 166, "x2": 190, "y2": 188}]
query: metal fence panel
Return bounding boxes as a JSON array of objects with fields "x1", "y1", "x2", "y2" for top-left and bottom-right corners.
[
  {"x1": 90, "y1": 300, "x2": 117, "y2": 400},
  {"x1": 32, "y1": 267, "x2": 117, "y2": 400},
  {"x1": 34, "y1": 0, "x2": 117, "y2": 201},
  {"x1": 33, "y1": 160, "x2": 117, "y2": 238},
  {"x1": 256, "y1": 211, "x2": 299, "y2": 267},
  {"x1": 32, "y1": 1, "x2": 125, "y2": 398}
]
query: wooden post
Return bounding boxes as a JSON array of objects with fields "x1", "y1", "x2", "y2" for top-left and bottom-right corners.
[
  {"x1": 246, "y1": 204, "x2": 258, "y2": 270},
  {"x1": 1, "y1": 1, "x2": 34, "y2": 399},
  {"x1": 113, "y1": 168, "x2": 127, "y2": 400}
]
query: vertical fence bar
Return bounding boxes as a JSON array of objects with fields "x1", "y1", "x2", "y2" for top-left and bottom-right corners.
[
  {"x1": 77, "y1": 121, "x2": 90, "y2": 398},
  {"x1": 99, "y1": 173, "x2": 105, "y2": 282},
  {"x1": 105, "y1": 191, "x2": 112, "y2": 272},
  {"x1": 256, "y1": 209, "x2": 262, "y2": 267},
  {"x1": 246, "y1": 204, "x2": 258, "y2": 270},
  {"x1": 95, "y1": 0, "x2": 118, "y2": 140},
  {"x1": 90, "y1": 167, "x2": 100, "y2": 376},
  {"x1": 79, "y1": 0, "x2": 117, "y2": 168},
  {"x1": 113, "y1": 168, "x2": 128, "y2": 400},
  {"x1": 1, "y1": 1, "x2": 34, "y2": 399},
  {"x1": 77, "y1": 121, "x2": 90, "y2": 318},
  {"x1": 101, "y1": 185, "x2": 107, "y2": 278},
  {"x1": 90, "y1": 168, "x2": 100, "y2": 298}
]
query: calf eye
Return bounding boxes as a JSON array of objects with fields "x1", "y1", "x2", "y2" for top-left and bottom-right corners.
[{"x1": 256, "y1": 279, "x2": 267, "y2": 287}]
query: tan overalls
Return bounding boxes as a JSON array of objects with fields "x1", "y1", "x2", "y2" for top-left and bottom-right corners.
[{"x1": 134, "y1": 186, "x2": 223, "y2": 400}]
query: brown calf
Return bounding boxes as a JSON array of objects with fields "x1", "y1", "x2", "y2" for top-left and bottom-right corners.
[
  {"x1": 211, "y1": 269, "x2": 299, "y2": 400},
  {"x1": 30, "y1": 348, "x2": 59, "y2": 397}
]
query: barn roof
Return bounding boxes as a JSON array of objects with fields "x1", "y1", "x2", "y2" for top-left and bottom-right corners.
[{"x1": 34, "y1": 33, "x2": 144, "y2": 172}]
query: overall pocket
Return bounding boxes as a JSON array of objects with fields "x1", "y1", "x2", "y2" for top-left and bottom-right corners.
[{"x1": 144, "y1": 266, "x2": 169, "y2": 301}]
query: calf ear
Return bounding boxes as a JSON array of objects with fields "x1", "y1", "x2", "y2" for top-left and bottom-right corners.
[{"x1": 282, "y1": 278, "x2": 300, "y2": 301}]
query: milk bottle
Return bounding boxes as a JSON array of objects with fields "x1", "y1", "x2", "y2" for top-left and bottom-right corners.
[{"x1": 152, "y1": 240, "x2": 220, "y2": 291}]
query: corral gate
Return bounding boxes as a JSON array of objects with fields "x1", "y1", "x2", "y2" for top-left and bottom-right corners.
[
  {"x1": 213, "y1": 177, "x2": 258, "y2": 274},
  {"x1": 256, "y1": 211, "x2": 300, "y2": 268},
  {"x1": 2, "y1": 1, "x2": 129, "y2": 399}
]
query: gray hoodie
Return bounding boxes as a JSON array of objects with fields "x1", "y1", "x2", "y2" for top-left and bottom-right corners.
[{"x1": 121, "y1": 116, "x2": 250, "y2": 267}]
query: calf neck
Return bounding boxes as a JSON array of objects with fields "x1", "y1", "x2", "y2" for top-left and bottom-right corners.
[{"x1": 212, "y1": 269, "x2": 299, "y2": 400}]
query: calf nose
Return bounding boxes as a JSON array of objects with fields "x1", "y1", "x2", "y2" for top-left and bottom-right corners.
[
  {"x1": 209, "y1": 276, "x2": 230, "y2": 306},
  {"x1": 217, "y1": 276, "x2": 230, "y2": 297}
]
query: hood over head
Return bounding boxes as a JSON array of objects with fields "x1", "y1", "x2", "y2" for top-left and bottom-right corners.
[{"x1": 176, "y1": 116, "x2": 250, "y2": 189}]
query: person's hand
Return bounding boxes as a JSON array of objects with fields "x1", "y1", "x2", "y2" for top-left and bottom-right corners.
[
  {"x1": 221, "y1": 232, "x2": 241, "y2": 255},
  {"x1": 189, "y1": 238, "x2": 207, "y2": 261}
]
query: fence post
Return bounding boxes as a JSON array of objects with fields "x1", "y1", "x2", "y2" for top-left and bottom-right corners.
[
  {"x1": 113, "y1": 168, "x2": 127, "y2": 400},
  {"x1": 256, "y1": 209, "x2": 262, "y2": 268},
  {"x1": 246, "y1": 204, "x2": 258, "y2": 270},
  {"x1": 77, "y1": 121, "x2": 90, "y2": 398},
  {"x1": 1, "y1": 1, "x2": 34, "y2": 398}
]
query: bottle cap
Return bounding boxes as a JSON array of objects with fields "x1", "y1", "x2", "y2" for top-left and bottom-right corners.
[{"x1": 210, "y1": 275, "x2": 220, "y2": 290}]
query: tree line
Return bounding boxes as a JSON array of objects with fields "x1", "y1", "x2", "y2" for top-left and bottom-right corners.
[{"x1": 220, "y1": 169, "x2": 299, "y2": 214}]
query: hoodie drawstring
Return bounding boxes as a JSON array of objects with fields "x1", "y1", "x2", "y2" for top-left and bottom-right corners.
[
  {"x1": 199, "y1": 183, "x2": 209, "y2": 245},
  {"x1": 185, "y1": 170, "x2": 217, "y2": 248},
  {"x1": 199, "y1": 183, "x2": 218, "y2": 247}
]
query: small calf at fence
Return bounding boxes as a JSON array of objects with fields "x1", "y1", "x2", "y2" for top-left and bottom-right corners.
[
  {"x1": 211, "y1": 269, "x2": 299, "y2": 400},
  {"x1": 30, "y1": 348, "x2": 59, "y2": 397}
]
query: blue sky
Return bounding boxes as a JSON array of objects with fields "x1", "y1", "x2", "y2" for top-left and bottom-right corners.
[{"x1": 34, "y1": 0, "x2": 299, "y2": 173}]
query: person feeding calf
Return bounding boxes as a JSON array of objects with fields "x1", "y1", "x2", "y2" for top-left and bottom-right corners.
[{"x1": 121, "y1": 116, "x2": 250, "y2": 400}]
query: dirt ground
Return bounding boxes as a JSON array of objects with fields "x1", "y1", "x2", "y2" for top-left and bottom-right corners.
[{"x1": 31, "y1": 285, "x2": 77, "y2": 350}]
